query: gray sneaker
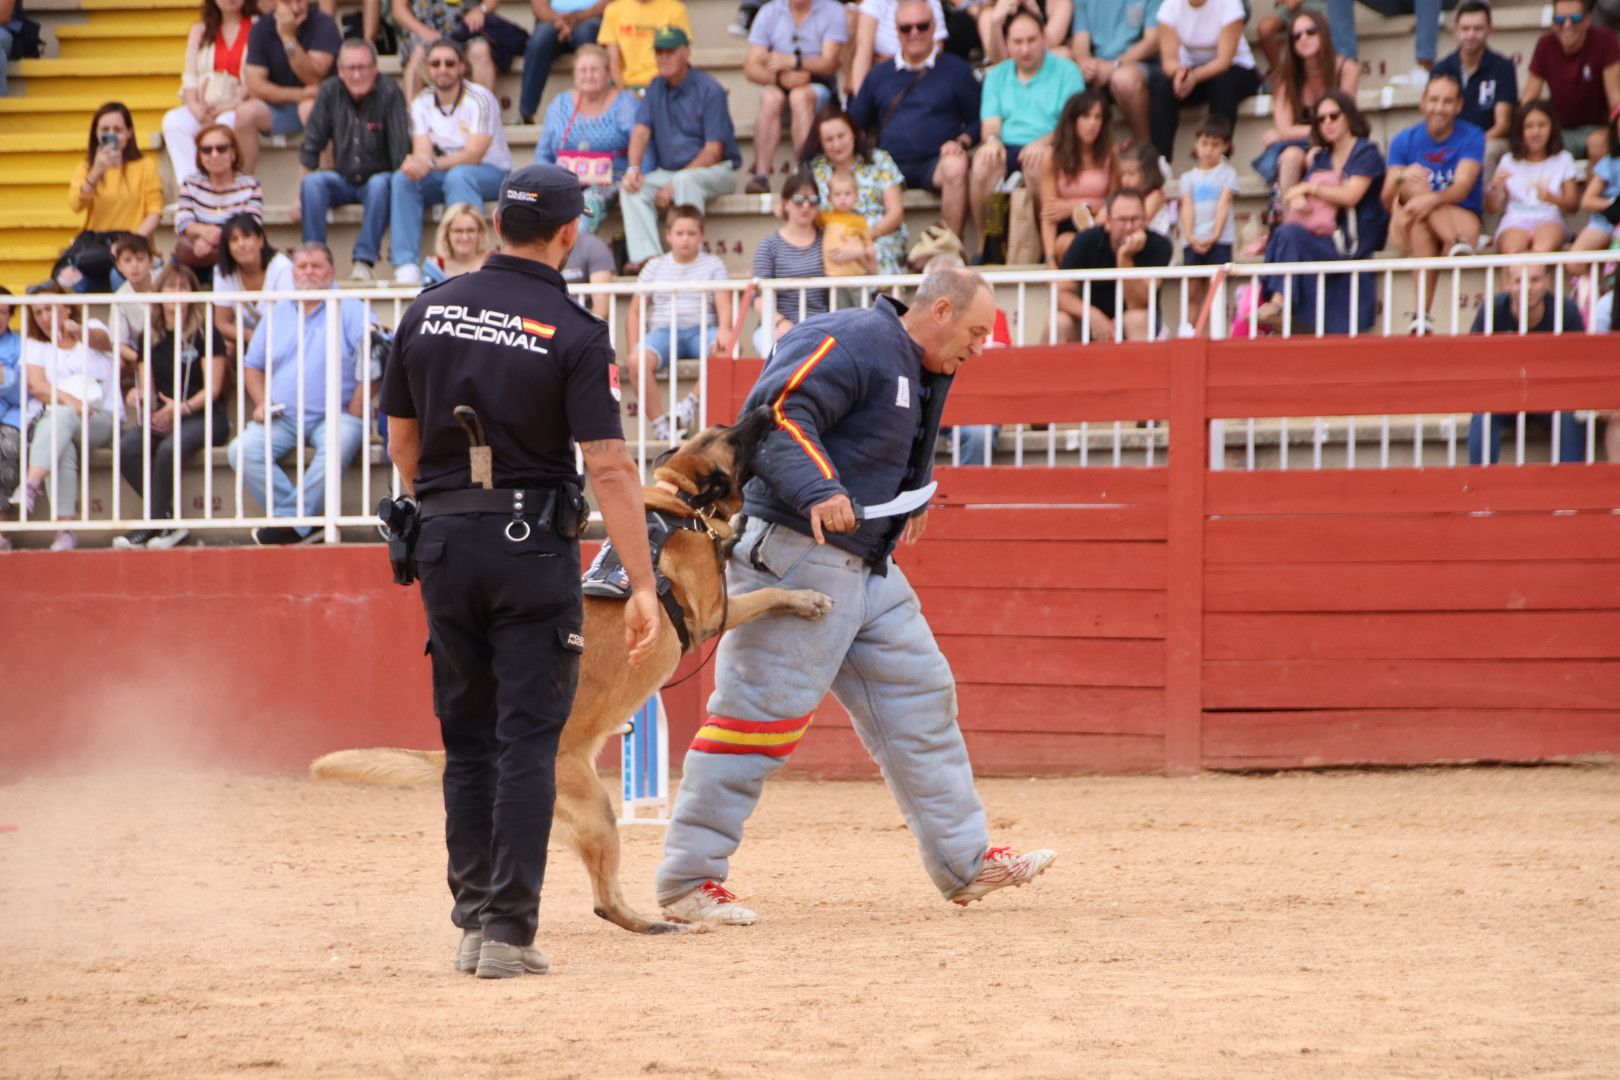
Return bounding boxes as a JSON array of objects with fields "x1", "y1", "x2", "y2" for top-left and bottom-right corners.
[
  {"x1": 454, "y1": 929, "x2": 483, "y2": 973},
  {"x1": 475, "y1": 940, "x2": 550, "y2": 979},
  {"x1": 146, "y1": 527, "x2": 191, "y2": 550}
]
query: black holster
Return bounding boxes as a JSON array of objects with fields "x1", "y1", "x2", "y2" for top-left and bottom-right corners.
[
  {"x1": 558, "y1": 481, "x2": 589, "y2": 540},
  {"x1": 378, "y1": 496, "x2": 422, "y2": 585}
]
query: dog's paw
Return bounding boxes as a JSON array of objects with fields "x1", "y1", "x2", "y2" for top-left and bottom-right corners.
[{"x1": 787, "y1": 590, "x2": 835, "y2": 619}]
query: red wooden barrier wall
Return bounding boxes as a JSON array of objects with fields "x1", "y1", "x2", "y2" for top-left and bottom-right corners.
[{"x1": 0, "y1": 335, "x2": 1616, "y2": 779}]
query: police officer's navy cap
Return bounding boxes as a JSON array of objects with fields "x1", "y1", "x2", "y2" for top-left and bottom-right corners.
[{"x1": 496, "y1": 164, "x2": 586, "y2": 225}]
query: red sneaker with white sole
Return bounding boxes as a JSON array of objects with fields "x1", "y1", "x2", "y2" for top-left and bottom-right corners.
[{"x1": 951, "y1": 846, "x2": 1057, "y2": 906}]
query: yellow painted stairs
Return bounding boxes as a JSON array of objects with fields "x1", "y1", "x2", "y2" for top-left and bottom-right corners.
[{"x1": 0, "y1": 0, "x2": 192, "y2": 292}]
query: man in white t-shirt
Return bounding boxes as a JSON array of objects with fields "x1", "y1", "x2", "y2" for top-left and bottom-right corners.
[
  {"x1": 389, "y1": 39, "x2": 513, "y2": 284},
  {"x1": 1147, "y1": 0, "x2": 1261, "y2": 162}
]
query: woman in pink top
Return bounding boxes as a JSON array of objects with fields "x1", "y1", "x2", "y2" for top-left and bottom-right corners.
[{"x1": 1039, "y1": 89, "x2": 1117, "y2": 266}]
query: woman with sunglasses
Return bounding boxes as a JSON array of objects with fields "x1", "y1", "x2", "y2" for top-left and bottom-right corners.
[
  {"x1": 13, "y1": 285, "x2": 122, "y2": 551},
  {"x1": 1252, "y1": 10, "x2": 1357, "y2": 198},
  {"x1": 174, "y1": 123, "x2": 264, "y2": 279},
  {"x1": 1254, "y1": 89, "x2": 1388, "y2": 335},
  {"x1": 748, "y1": 169, "x2": 832, "y2": 357}
]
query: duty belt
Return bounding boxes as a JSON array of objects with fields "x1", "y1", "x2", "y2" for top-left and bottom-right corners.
[{"x1": 419, "y1": 485, "x2": 588, "y2": 541}]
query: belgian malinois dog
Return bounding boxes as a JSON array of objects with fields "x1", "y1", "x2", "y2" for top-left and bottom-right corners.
[{"x1": 310, "y1": 407, "x2": 833, "y2": 933}]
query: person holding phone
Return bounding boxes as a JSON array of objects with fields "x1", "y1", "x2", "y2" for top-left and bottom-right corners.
[{"x1": 58, "y1": 103, "x2": 163, "y2": 293}]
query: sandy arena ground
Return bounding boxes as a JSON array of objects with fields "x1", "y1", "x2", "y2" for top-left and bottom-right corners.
[{"x1": 2, "y1": 763, "x2": 1618, "y2": 1079}]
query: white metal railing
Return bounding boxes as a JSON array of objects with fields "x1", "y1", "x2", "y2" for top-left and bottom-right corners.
[{"x1": 1, "y1": 250, "x2": 1613, "y2": 545}]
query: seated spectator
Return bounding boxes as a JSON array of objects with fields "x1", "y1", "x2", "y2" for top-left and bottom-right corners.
[
  {"x1": 1118, "y1": 141, "x2": 1171, "y2": 237},
  {"x1": 743, "y1": 0, "x2": 848, "y2": 195},
  {"x1": 1177, "y1": 115, "x2": 1237, "y2": 329},
  {"x1": 562, "y1": 226, "x2": 617, "y2": 317},
  {"x1": 393, "y1": 0, "x2": 516, "y2": 97},
  {"x1": 1521, "y1": 0, "x2": 1620, "y2": 161},
  {"x1": 1070, "y1": 0, "x2": 1160, "y2": 154},
  {"x1": 803, "y1": 106, "x2": 909, "y2": 273},
  {"x1": 213, "y1": 213, "x2": 294, "y2": 347},
  {"x1": 848, "y1": 0, "x2": 980, "y2": 243},
  {"x1": 621, "y1": 28, "x2": 742, "y2": 268},
  {"x1": 226, "y1": 242, "x2": 369, "y2": 545},
  {"x1": 1254, "y1": 89, "x2": 1388, "y2": 335},
  {"x1": 161, "y1": 0, "x2": 259, "y2": 186},
  {"x1": 1038, "y1": 89, "x2": 1116, "y2": 266},
  {"x1": 422, "y1": 203, "x2": 493, "y2": 284},
  {"x1": 1487, "y1": 103, "x2": 1579, "y2": 254},
  {"x1": 600, "y1": 0, "x2": 693, "y2": 91},
  {"x1": 1327, "y1": 0, "x2": 1439, "y2": 88},
  {"x1": 751, "y1": 169, "x2": 830, "y2": 356},
  {"x1": 977, "y1": 0, "x2": 1071, "y2": 65},
  {"x1": 174, "y1": 123, "x2": 265, "y2": 277},
  {"x1": 1252, "y1": 10, "x2": 1356, "y2": 199},
  {"x1": 1468, "y1": 264, "x2": 1591, "y2": 464},
  {"x1": 623, "y1": 205, "x2": 732, "y2": 441},
  {"x1": 1433, "y1": 0, "x2": 1516, "y2": 185},
  {"x1": 1573, "y1": 110, "x2": 1620, "y2": 249},
  {"x1": 821, "y1": 167, "x2": 878, "y2": 275},
  {"x1": 1383, "y1": 73, "x2": 1484, "y2": 332},
  {"x1": 389, "y1": 40, "x2": 511, "y2": 285},
  {"x1": 316, "y1": 0, "x2": 381, "y2": 43},
  {"x1": 57, "y1": 103, "x2": 163, "y2": 293},
  {"x1": 111, "y1": 234, "x2": 159, "y2": 364},
  {"x1": 535, "y1": 43, "x2": 640, "y2": 231},
  {"x1": 850, "y1": 0, "x2": 948, "y2": 95},
  {"x1": 1150, "y1": 0, "x2": 1261, "y2": 164},
  {"x1": 0, "y1": 0, "x2": 30, "y2": 99},
  {"x1": 521, "y1": 0, "x2": 607, "y2": 125},
  {"x1": 0, "y1": 287, "x2": 24, "y2": 550},
  {"x1": 235, "y1": 0, "x2": 341, "y2": 174},
  {"x1": 1055, "y1": 188, "x2": 1171, "y2": 341},
  {"x1": 969, "y1": 7, "x2": 1082, "y2": 259},
  {"x1": 14, "y1": 284, "x2": 122, "y2": 552},
  {"x1": 297, "y1": 38, "x2": 410, "y2": 281},
  {"x1": 113, "y1": 264, "x2": 231, "y2": 551}
]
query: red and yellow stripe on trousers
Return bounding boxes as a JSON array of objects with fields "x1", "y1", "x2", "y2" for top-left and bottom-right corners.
[{"x1": 691, "y1": 714, "x2": 815, "y2": 758}]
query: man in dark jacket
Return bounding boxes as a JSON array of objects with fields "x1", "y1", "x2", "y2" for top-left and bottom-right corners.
[
  {"x1": 296, "y1": 37, "x2": 410, "y2": 280},
  {"x1": 847, "y1": 0, "x2": 980, "y2": 243},
  {"x1": 653, "y1": 267, "x2": 1058, "y2": 927}
]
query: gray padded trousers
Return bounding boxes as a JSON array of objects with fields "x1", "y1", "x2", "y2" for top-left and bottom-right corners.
[{"x1": 655, "y1": 517, "x2": 989, "y2": 905}]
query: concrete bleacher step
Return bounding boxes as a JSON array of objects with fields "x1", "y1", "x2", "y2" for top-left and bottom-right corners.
[{"x1": 53, "y1": 22, "x2": 190, "y2": 62}]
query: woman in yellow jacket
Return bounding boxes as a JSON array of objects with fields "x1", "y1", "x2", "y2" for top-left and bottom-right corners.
[{"x1": 57, "y1": 102, "x2": 163, "y2": 293}]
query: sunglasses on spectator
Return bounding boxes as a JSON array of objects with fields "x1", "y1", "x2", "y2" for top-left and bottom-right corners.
[
  {"x1": 897, "y1": 20, "x2": 933, "y2": 33},
  {"x1": 199, "y1": 143, "x2": 233, "y2": 154},
  {"x1": 1292, "y1": 25, "x2": 1319, "y2": 39},
  {"x1": 786, "y1": 193, "x2": 818, "y2": 206},
  {"x1": 1316, "y1": 108, "x2": 1344, "y2": 121},
  {"x1": 428, "y1": 58, "x2": 460, "y2": 67},
  {"x1": 1552, "y1": 12, "x2": 1585, "y2": 24}
]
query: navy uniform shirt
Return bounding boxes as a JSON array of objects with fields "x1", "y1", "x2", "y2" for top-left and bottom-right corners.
[
  {"x1": 1433, "y1": 48, "x2": 1518, "y2": 135},
  {"x1": 381, "y1": 252, "x2": 624, "y2": 497}
]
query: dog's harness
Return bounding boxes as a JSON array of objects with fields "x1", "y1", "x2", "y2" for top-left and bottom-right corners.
[{"x1": 582, "y1": 481, "x2": 729, "y2": 656}]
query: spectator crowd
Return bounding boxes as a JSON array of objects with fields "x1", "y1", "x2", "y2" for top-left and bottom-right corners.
[{"x1": 3, "y1": 0, "x2": 1619, "y2": 546}]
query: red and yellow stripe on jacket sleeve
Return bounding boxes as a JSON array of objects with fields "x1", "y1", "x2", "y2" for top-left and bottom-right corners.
[
  {"x1": 690, "y1": 714, "x2": 815, "y2": 758},
  {"x1": 770, "y1": 335, "x2": 837, "y2": 479}
]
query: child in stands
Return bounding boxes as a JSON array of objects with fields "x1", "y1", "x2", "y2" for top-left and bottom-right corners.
[{"x1": 624, "y1": 204, "x2": 733, "y2": 442}]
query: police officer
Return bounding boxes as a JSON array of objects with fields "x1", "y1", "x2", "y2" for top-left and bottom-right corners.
[{"x1": 380, "y1": 163, "x2": 661, "y2": 979}]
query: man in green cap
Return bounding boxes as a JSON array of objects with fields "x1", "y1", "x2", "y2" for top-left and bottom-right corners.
[{"x1": 621, "y1": 26, "x2": 743, "y2": 268}]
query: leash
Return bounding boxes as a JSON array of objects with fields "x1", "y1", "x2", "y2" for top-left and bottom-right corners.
[{"x1": 659, "y1": 503, "x2": 729, "y2": 691}]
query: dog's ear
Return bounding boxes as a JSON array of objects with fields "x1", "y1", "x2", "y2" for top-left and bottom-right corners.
[{"x1": 727, "y1": 405, "x2": 774, "y2": 461}]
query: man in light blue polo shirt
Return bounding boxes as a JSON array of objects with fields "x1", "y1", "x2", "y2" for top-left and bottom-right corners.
[
  {"x1": 1070, "y1": 0, "x2": 1162, "y2": 151},
  {"x1": 622, "y1": 27, "x2": 743, "y2": 265},
  {"x1": 970, "y1": 7, "x2": 1082, "y2": 259},
  {"x1": 742, "y1": 0, "x2": 849, "y2": 194},
  {"x1": 228, "y1": 242, "x2": 371, "y2": 545}
]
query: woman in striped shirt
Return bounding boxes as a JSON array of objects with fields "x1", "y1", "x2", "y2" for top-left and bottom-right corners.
[
  {"x1": 174, "y1": 123, "x2": 264, "y2": 280},
  {"x1": 750, "y1": 169, "x2": 830, "y2": 358}
]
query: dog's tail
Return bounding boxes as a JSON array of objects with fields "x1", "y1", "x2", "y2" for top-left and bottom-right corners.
[{"x1": 309, "y1": 748, "x2": 447, "y2": 786}]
